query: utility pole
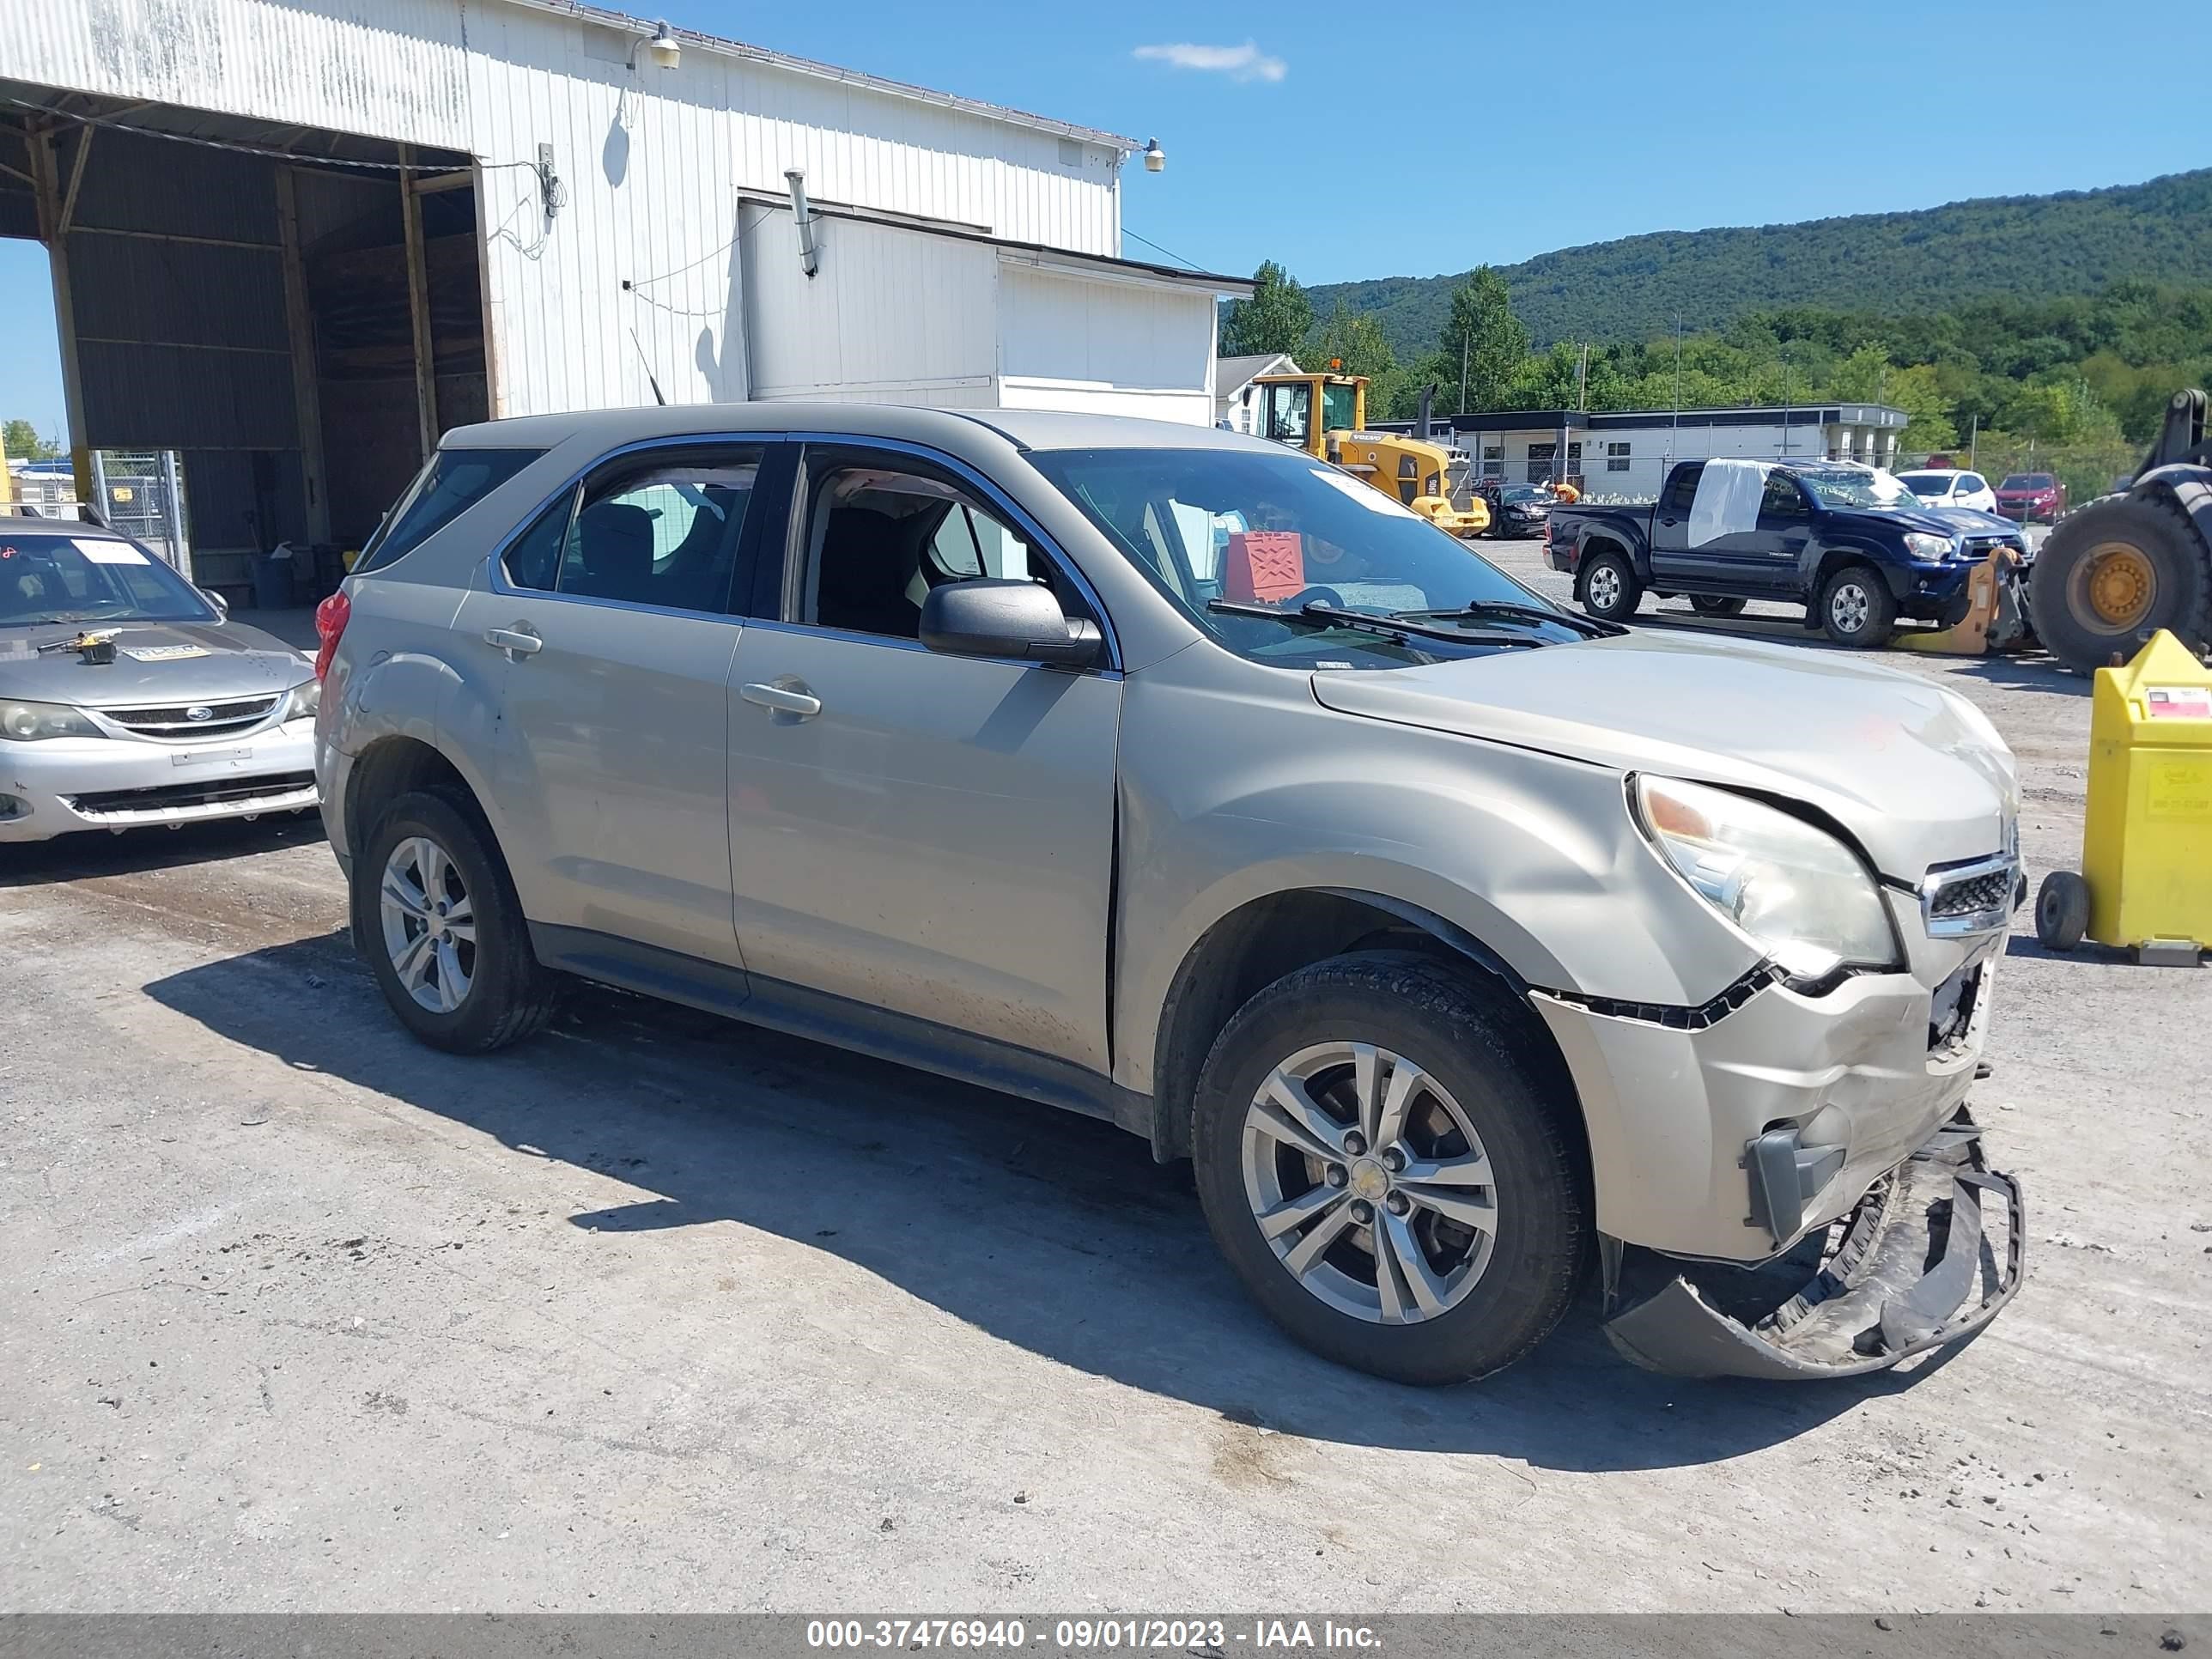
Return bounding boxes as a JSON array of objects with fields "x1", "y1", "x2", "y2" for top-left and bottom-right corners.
[
  {"x1": 1670, "y1": 313, "x2": 1683, "y2": 470},
  {"x1": 1577, "y1": 343, "x2": 1589, "y2": 413},
  {"x1": 1968, "y1": 411, "x2": 1978, "y2": 471},
  {"x1": 1458, "y1": 331, "x2": 1470, "y2": 416}
]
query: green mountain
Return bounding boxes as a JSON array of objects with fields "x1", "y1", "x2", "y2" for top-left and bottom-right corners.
[{"x1": 1310, "y1": 168, "x2": 2212, "y2": 356}]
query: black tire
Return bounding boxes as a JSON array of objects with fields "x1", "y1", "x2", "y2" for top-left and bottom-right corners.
[
  {"x1": 2034, "y1": 871, "x2": 2090, "y2": 953},
  {"x1": 1818, "y1": 564, "x2": 1898, "y2": 647},
  {"x1": 1190, "y1": 951, "x2": 1590, "y2": 1385},
  {"x1": 1688, "y1": 594, "x2": 1747, "y2": 617},
  {"x1": 351, "y1": 788, "x2": 559, "y2": 1053},
  {"x1": 1577, "y1": 548, "x2": 1642, "y2": 623},
  {"x1": 2028, "y1": 494, "x2": 2212, "y2": 675}
]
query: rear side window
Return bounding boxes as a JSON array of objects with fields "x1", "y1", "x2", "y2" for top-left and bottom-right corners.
[
  {"x1": 355, "y1": 447, "x2": 540, "y2": 574},
  {"x1": 1660, "y1": 463, "x2": 1705, "y2": 514},
  {"x1": 500, "y1": 446, "x2": 765, "y2": 614}
]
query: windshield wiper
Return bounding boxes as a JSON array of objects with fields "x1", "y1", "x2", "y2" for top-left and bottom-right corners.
[
  {"x1": 1207, "y1": 599, "x2": 1540, "y2": 648},
  {"x1": 1392, "y1": 599, "x2": 1627, "y2": 639}
]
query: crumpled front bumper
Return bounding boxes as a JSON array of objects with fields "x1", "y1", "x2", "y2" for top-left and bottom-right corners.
[{"x1": 1604, "y1": 1110, "x2": 2024, "y2": 1379}]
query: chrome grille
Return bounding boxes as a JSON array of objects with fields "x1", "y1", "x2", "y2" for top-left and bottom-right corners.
[
  {"x1": 99, "y1": 694, "x2": 281, "y2": 740},
  {"x1": 1922, "y1": 854, "x2": 2019, "y2": 937}
]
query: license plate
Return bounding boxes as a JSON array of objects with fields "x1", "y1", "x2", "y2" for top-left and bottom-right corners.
[{"x1": 172, "y1": 745, "x2": 254, "y2": 768}]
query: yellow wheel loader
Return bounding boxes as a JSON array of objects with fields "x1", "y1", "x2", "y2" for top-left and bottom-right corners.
[{"x1": 1250, "y1": 372, "x2": 1491, "y2": 538}]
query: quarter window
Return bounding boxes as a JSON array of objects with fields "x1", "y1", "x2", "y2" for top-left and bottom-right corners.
[{"x1": 356, "y1": 447, "x2": 539, "y2": 574}]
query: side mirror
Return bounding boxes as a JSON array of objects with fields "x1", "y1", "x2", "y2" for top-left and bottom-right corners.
[
  {"x1": 919, "y1": 579, "x2": 1101, "y2": 668},
  {"x1": 203, "y1": 588, "x2": 230, "y2": 618}
]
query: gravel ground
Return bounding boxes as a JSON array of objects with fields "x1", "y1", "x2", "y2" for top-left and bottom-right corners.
[{"x1": 3, "y1": 544, "x2": 2207, "y2": 1613}]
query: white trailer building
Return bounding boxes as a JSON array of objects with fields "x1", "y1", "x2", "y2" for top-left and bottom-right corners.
[
  {"x1": 0, "y1": 0, "x2": 1243, "y2": 590},
  {"x1": 1378, "y1": 404, "x2": 1911, "y2": 501}
]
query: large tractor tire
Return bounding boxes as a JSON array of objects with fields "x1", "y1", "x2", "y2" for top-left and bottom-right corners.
[{"x1": 2029, "y1": 493, "x2": 2212, "y2": 674}]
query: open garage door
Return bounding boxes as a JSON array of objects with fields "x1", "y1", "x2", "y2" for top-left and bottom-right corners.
[{"x1": 0, "y1": 88, "x2": 488, "y2": 605}]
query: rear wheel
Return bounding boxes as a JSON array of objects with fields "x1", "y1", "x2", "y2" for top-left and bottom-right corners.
[
  {"x1": 352, "y1": 790, "x2": 559, "y2": 1053},
  {"x1": 1688, "y1": 594, "x2": 1747, "y2": 618},
  {"x1": 2029, "y1": 495, "x2": 2211, "y2": 674},
  {"x1": 1819, "y1": 565, "x2": 1897, "y2": 647},
  {"x1": 1191, "y1": 951, "x2": 1589, "y2": 1385},
  {"x1": 1578, "y1": 549, "x2": 1642, "y2": 623}
]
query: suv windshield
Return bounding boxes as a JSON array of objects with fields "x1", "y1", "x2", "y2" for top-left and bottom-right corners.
[
  {"x1": 0, "y1": 531, "x2": 215, "y2": 625},
  {"x1": 1799, "y1": 469, "x2": 1918, "y2": 510},
  {"x1": 1897, "y1": 472, "x2": 1952, "y2": 497},
  {"x1": 1030, "y1": 445, "x2": 1581, "y2": 668},
  {"x1": 1500, "y1": 485, "x2": 1547, "y2": 503}
]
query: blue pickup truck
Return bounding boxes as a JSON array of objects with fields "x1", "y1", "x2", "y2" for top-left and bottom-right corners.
[{"x1": 1545, "y1": 458, "x2": 2029, "y2": 647}]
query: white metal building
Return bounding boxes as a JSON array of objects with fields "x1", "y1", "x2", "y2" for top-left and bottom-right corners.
[
  {"x1": 1377, "y1": 404, "x2": 1911, "y2": 501},
  {"x1": 0, "y1": 0, "x2": 1243, "y2": 589}
]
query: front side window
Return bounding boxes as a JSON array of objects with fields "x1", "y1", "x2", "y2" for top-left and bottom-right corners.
[
  {"x1": 356, "y1": 447, "x2": 539, "y2": 574},
  {"x1": 1030, "y1": 445, "x2": 1584, "y2": 671},
  {"x1": 1759, "y1": 471, "x2": 1809, "y2": 519},
  {"x1": 0, "y1": 531, "x2": 216, "y2": 624},
  {"x1": 802, "y1": 462, "x2": 1083, "y2": 642}
]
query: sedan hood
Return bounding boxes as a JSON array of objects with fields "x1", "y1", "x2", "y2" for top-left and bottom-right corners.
[
  {"x1": 1309, "y1": 629, "x2": 2014, "y2": 878},
  {"x1": 0, "y1": 619, "x2": 311, "y2": 707}
]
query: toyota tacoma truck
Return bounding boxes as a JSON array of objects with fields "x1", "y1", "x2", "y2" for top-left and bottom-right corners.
[
  {"x1": 1547, "y1": 457, "x2": 2028, "y2": 647},
  {"x1": 316, "y1": 405, "x2": 2028, "y2": 1384}
]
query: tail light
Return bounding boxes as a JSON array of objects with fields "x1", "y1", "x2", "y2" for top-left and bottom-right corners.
[{"x1": 313, "y1": 590, "x2": 351, "y2": 682}]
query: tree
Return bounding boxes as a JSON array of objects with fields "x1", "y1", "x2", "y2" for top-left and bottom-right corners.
[
  {"x1": 1306, "y1": 303, "x2": 1408, "y2": 421},
  {"x1": 1220, "y1": 260, "x2": 1312, "y2": 358},
  {"x1": 3, "y1": 419, "x2": 58, "y2": 461},
  {"x1": 1439, "y1": 267, "x2": 1529, "y2": 411}
]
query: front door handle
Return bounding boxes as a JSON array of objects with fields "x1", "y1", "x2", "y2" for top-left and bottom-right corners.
[
  {"x1": 483, "y1": 625, "x2": 543, "y2": 659},
  {"x1": 740, "y1": 681, "x2": 823, "y2": 718}
]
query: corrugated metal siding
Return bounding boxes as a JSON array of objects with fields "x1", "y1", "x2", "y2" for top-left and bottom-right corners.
[
  {"x1": 7, "y1": 0, "x2": 473, "y2": 150},
  {"x1": 62, "y1": 125, "x2": 278, "y2": 244}
]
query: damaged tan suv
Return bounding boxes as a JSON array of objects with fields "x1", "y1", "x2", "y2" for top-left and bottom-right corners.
[{"x1": 315, "y1": 404, "x2": 2027, "y2": 1382}]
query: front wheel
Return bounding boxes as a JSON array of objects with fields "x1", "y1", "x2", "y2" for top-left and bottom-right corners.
[
  {"x1": 1191, "y1": 951, "x2": 1590, "y2": 1385},
  {"x1": 1819, "y1": 566, "x2": 1897, "y2": 647}
]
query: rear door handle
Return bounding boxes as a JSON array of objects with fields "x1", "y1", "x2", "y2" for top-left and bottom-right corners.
[
  {"x1": 740, "y1": 681, "x2": 822, "y2": 718},
  {"x1": 483, "y1": 625, "x2": 542, "y2": 658}
]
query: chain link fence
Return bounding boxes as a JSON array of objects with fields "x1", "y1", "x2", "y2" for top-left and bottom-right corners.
[{"x1": 1, "y1": 450, "x2": 190, "y2": 568}]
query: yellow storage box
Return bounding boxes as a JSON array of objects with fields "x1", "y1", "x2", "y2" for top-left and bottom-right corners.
[{"x1": 2039, "y1": 629, "x2": 2212, "y2": 963}]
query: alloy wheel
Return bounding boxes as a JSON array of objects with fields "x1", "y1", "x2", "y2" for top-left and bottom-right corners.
[
  {"x1": 1829, "y1": 581, "x2": 1871, "y2": 635},
  {"x1": 1238, "y1": 1041, "x2": 1499, "y2": 1325},
  {"x1": 380, "y1": 836, "x2": 476, "y2": 1013},
  {"x1": 1587, "y1": 565, "x2": 1621, "y2": 611}
]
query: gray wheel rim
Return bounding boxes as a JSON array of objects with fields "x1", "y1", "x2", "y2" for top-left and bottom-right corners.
[
  {"x1": 1239, "y1": 1041, "x2": 1498, "y2": 1325},
  {"x1": 1829, "y1": 581, "x2": 1871, "y2": 635},
  {"x1": 1587, "y1": 565, "x2": 1621, "y2": 611},
  {"x1": 380, "y1": 835, "x2": 476, "y2": 1014}
]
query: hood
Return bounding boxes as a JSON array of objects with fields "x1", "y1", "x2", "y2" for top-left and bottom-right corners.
[
  {"x1": 0, "y1": 619, "x2": 312, "y2": 707},
  {"x1": 1919, "y1": 505, "x2": 2023, "y2": 537},
  {"x1": 1829, "y1": 503, "x2": 1964, "y2": 538},
  {"x1": 1308, "y1": 629, "x2": 2015, "y2": 878}
]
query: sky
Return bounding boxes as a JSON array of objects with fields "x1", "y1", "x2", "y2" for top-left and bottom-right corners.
[{"x1": 4, "y1": 0, "x2": 2205, "y2": 443}]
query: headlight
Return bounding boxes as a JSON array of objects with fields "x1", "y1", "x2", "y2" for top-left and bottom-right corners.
[
  {"x1": 1632, "y1": 775, "x2": 1902, "y2": 981},
  {"x1": 1903, "y1": 532, "x2": 1955, "y2": 560},
  {"x1": 0, "y1": 699, "x2": 104, "y2": 742},
  {"x1": 280, "y1": 678, "x2": 321, "y2": 722}
]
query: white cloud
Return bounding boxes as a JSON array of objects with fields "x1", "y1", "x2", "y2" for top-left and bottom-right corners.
[{"x1": 1133, "y1": 40, "x2": 1287, "y2": 82}]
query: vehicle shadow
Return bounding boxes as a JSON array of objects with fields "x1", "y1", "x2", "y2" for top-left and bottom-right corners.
[
  {"x1": 0, "y1": 811, "x2": 325, "y2": 889},
  {"x1": 145, "y1": 931, "x2": 1929, "y2": 1471}
]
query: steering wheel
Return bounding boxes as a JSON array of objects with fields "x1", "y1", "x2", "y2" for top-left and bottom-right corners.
[{"x1": 1285, "y1": 585, "x2": 1346, "y2": 611}]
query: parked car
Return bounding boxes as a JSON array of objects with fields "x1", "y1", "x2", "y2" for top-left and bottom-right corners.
[
  {"x1": 1994, "y1": 471, "x2": 2066, "y2": 522},
  {"x1": 317, "y1": 405, "x2": 2026, "y2": 1383},
  {"x1": 1895, "y1": 467, "x2": 1998, "y2": 514},
  {"x1": 1486, "y1": 483, "x2": 1554, "y2": 538},
  {"x1": 0, "y1": 521, "x2": 319, "y2": 842},
  {"x1": 1546, "y1": 457, "x2": 2030, "y2": 647}
]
